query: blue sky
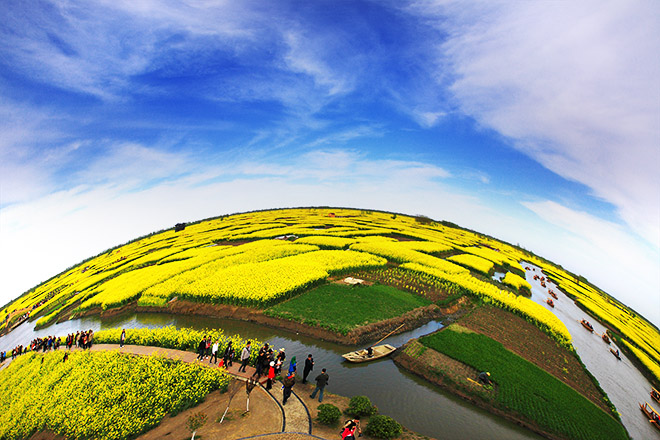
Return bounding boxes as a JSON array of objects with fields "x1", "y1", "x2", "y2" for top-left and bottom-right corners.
[{"x1": 1, "y1": 0, "x2": 659, "y2": 324}]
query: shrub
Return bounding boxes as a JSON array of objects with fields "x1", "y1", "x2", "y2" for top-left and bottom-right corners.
[
  {"x1": 317, "y1": 403, "x2": 342, "y2": 425},
  {"x1": 187, "y1": 411, "x2": 207, "y2": 432},
  {"x1": 366, "y1": 415, "x2": 402, "y2": 439},
  {"x1": 345, "y1": 395, "x2": 378, "y2": 417}
]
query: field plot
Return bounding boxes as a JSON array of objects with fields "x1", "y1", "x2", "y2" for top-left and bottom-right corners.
[
  {"x1": 264, "y1": 283, "x2": 432, "y2": 334},
  {"x1": 459, "y1": 305, "x2": 612, "y2": 413},
  {"x1": 420, "y1": 325, "x2": 628, "y2": 440},
  {"x1": 0, "y1": 350, "x2": 229, "y2": 440}
]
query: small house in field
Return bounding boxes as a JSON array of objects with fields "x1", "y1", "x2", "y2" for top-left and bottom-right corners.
[
  {"x1": 174, "y1": 223, "x2": 186, "y2": 232},
  {"x1": 328, "y1": 212, "x2": 335, "y2": 217}
]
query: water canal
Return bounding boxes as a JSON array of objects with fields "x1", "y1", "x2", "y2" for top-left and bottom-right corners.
[
  {"x1": 523, "y1": 261, "x2": 657, "y2": 440},
  {"x1": 0, "y1": 312, "x2": 543, "y2": 440}
]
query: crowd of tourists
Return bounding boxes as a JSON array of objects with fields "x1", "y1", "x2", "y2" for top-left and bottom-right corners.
[
  {"x1": 30, "y1": 335, "x2": 61, "y2": 352},
  {"x1": 63, "y1": 330, "x2": 95, "y2": 350},
  {"x1": 192, "y1": 336, "x2": 332, "y2": 406},
  {"x1": 0, "y1": 329, "x2": 96, "y2": 366}
]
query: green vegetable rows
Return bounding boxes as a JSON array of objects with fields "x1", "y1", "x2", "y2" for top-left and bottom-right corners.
[{"x1": 420, "y1": 326, "x2": 628, "y2": 440}]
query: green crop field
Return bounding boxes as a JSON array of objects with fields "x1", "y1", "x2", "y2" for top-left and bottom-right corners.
[
  {"x1": 264, "y1": 283, "x2": 431, "y2": 335},
  {"x1": 420, "y1": 325, "x2": 628, "y2": 440}
]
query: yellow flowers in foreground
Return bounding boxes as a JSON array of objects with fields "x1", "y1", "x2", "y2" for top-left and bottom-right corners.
[{"x1": 0, "y1": 350, "x2": 230, "y2": 440}]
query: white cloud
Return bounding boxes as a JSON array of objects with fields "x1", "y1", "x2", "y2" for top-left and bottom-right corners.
[
  {"x1": 412, "y1": 110, "x2": 446, "y2": 128},
  {"x1": 410, "y1": 0, "x2": 660, "y2": 247},
  {"x1": 283, "y1": 30, "x2": 354, "y2": 97}
]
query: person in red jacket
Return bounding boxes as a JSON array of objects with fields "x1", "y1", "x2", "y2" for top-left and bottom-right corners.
[{"x1": 266, "y1": 361, "x2": 276, "y2": 390}]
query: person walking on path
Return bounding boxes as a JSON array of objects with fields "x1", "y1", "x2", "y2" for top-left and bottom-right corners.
[
  {"x1": 119, "y1": 329, "x2": 126, "y2": 348},
  {"x1": 223, "y1": 341, "x2": 234, "y2": 367},
  {"x1": 288, "y1": 355, "x2": 297, "y2": 375},
  {"x1": 282, "y1": 372, "x2": 295, "y2": 405},
  {"x1": 310, "y1": 368, "x2": 329, "y2": 402},
  {"x1": 275, "y1": 348, "x2": 285, "y2": 374},
  {"x1": 238, "y1": 341, "x2": 252, "y2": 373},
  {"x1": 341, "y1": 417, "x2": 361, "y2": 439},
  {"x1": 266, "y1": 361, "x2": 276, "y2": 390},
  {"x1": 210, "y1": 340, "x2": 219, "y2": 364},
  {"x1": 204, "y1": 336, "x2": 212, "y2": 360},
  {"x1": 302, "y1": 353, "x2": 314, "y2": 384}
]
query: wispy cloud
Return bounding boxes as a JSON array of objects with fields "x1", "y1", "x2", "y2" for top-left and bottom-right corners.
[{"x1": 408, "y1": 0, "x2": 660, "y2": 247}]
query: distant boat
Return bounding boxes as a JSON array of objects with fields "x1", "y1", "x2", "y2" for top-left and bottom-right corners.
[
  {"x1": 610, "y1": 348, "x2": 621, "y2": 360},
  {"x1": 581, "y1": 320, "x2": 594, "y2": 332},
  {"x1": 549, "y1": 290, "x2": 558, "y2": 300},
  {"x1": 546, "y1": 298, "x2": 554, "y2": 308},
  {"x1": 602, "y1": 333, "x2": 611, "y2": 344},
  {"x1": 342, "y1": 344, "x2": 397, "y2": 363}
]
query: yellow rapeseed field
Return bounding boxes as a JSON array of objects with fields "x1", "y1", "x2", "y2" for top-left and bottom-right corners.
[{"x1": 5, "y1": 207, "x2": 657, "y2": 372}]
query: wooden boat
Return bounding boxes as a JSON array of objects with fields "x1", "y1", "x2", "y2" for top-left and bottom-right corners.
[
  {"x1": 639, "y1": 401, "x2": 660, "y2": 430},
  {"x1": 610, "y1": 348, "x2": 621, "y2": 360},
  {"x1": 581, "y1": 320, "x2": 594, "y2": 332},
  {"x1": 602, "y1": 333, "x2": 611, "y2": 344},
  {"x1": 546, "y1": 299, "x2": 554, "y2": 307},
  {"x1": 342, "y1": 344, "x2": 396, "y2": 363},
  {"x1": 549, "y1": 290, "x2": 558, "y2": 300},
  {"x1": 651, "y1": 388, "x2": 660, "y2": 404}
]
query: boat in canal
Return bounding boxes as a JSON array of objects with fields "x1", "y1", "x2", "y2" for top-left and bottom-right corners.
[
  {"x1": 546, "y1": 298, "x2": 554, "y2": 307},
  {"x1": 651, "y1": 388, "x2": 660, "y2": 404},
  {"x1": 610, "y1": 348, "x2": 621, "y2": 360},
  {"x1": 639, "y1": 401, "x2": 660, "y2": 430},
  {"x1": 342, "y1": 344, "x2": 397, "y2": 363},
  {"x1": 602, "y1": 333, "x2": 611, "y2": 344},
  {"x1": 581, "y1": 319, "x2": 594, "y2": 332}
]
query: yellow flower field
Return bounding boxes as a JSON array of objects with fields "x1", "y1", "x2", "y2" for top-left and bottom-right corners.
[
  {"x1": 0, "y1": 350, "x2": 229, "y2": 440},
  {"x1": 447, "y1": 254, "x2": 494, "y2": 275},
  {"x1": 4, "y1": 207, "x2": 657, "y2": 366}
]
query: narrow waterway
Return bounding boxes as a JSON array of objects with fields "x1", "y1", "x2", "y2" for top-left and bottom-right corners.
[
  {"x1": 522, "y1": 261, "x2": 658, "y2": 440},
  {"x1": 0, "y1": 313, "x2": 543, "y2": 440}
]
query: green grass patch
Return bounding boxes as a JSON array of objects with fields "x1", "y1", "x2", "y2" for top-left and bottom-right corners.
[
  {"x1": 264, "y1": 283, "x2": 431, "y2": 334},
  {"x1": 420, "y1": 325, "x2": 627, "y2": 440}
]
